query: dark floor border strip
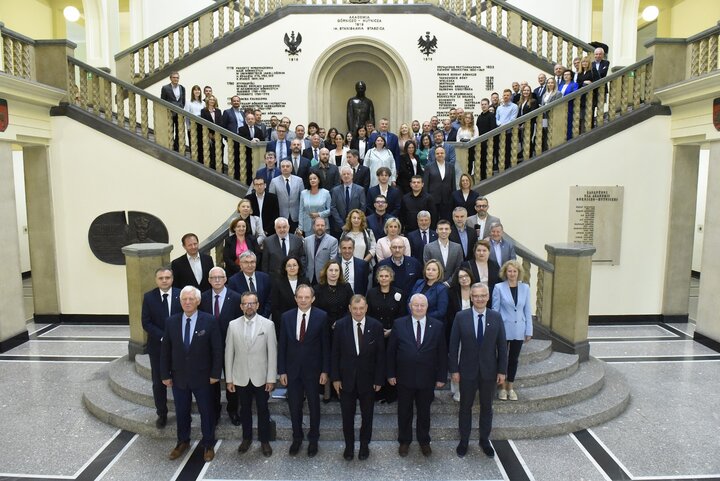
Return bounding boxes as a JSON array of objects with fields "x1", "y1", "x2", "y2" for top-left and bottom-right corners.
[
  {"x1": 33, "y1": 314, "x2": 130, "y2": 325},
  {"x1": 27, "y1": 323, "x2": 60, "y2": 340},
  {"x1": 658, "y1": 322, "x2": 694, "y2": 340},
  {"x1": 693, "y1": 332, "x2": 720, "y2": 354},
  {"x1": 75, "y1": 430, "x2": 136, "y2": 481},
  {"x1": 572, "y1": 429, "x2": 632, "y2": 480},
  {"x1": 600, "y1": 355, "x2": 720, "y2": 363},
  {"x1": 176, "y1": 442, "x2": 211, "y2": 481},
  {"x1": 589, "y1": 314, "x2": 688, "y2": 324},
  {"x1": 0, "y1": 355, "x2": 120, "y2": 362},
  {"x1": 36, "y1": 336, "x2": 130, "y2": 342},
  {"x1": 493, "y1": 440, "x2": 531, "y2": 481}
]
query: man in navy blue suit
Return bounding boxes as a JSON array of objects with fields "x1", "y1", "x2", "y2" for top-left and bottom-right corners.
[
  {"x1": 331, "y1": 295, "x2": 385, "y2": 461},
  {"x1": 337, "y1": 237, "x2": 369, "y2": 295},
  {"x1": 278, "y1": 284, "x2": 330, "y2": 458},
  {"x1": 387, "y1": 293, "x2": 447, "y2": 457},
  {"x1": 255, "y1": 152, "x2": 281, "y2": 186},
  {"x1": 449, "y1": 283, "x2": 507, "y2": 458},
  {"x1": 161, "y1": 286, "x2": 223, "y2": 463},
  {"x1": 199, "y1": 266, "x2": 243, "y2": 425},
  {"x1": 375, "y1": 238, "x2": 422, "y2": 296},
  {"x1": 266, "y1": 124, "x2": 292, "y2": 162},
  {"x1": 227, "y1": 251, "x2": 272, "y2": 318},
  {"x1": 141, "y1": 267, "x2": 181, "y2": 428},
  {"x1": 407, "y1": 210, "x2": 438, "y2": 262}
]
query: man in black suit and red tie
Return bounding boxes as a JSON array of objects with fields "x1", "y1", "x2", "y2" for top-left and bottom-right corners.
[
  {"x1": 331, "y1": 295, "x2": 385, "y2": 461},
  {"x1": 449, "y1": 283, "x2": 507, "y2": 458},
  {"x1": 386, "y1": 293, "x2": 447, "y2": 458},
  {"x1": 171, "y1": 233, "x2": 214, "y2": 292},
  {"x1": 141, "y1": 266, "x2": 182, "y2": 428},
  {"x1": 161, "y1": 286, "x2": 223, "y2": 463},
  {"x1": 160, "y1": 71, "x2": 185, "y2": 151},
  {"x1": 278, "y1": 284, "x2": 330, "y2": 458}
]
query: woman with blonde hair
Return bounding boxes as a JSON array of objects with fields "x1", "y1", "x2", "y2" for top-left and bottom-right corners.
[
  {"x1": 492, "y1": 259, "x2": 532, "y2": 401},
  {"x1": 236, "y1": 198, "x2": 265, "y2": 246},
  {"x1": 409, "y1": 259, "x2": 448, "y2": 320},
  {"x1": 341, "y1": 209, "x2": 376, "y2": 264},
  {"x1": 397, "y1": 123, "x2": 413, "y2": 152},
  {"x1": 375, "y1": 217, "x2": 411, "y2": 262}
]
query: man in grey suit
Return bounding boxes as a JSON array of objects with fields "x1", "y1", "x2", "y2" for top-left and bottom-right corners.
[
  {"x1": 262, "y1": 217, "x2": 306, "y2": 277},
  {"x1": 330, "y1": 166, "x2": 366, "y2": 237},
  {"x1": 269, "y1": 159, "x2": 304, "y2": 232},
  {"x1": 465, "y1": 196, "x2": 501, "y2": 240},
  {"x1": 487, "y1": 222, "x2": 516, "y2": 267},
  {"x1": 225, "y1": 291, "x2": 277, "y2": 457},
  {"x1": 303, "y1": 217, "x2": 338, "y2": 285},
  {"x1": 449, "y1": 283, "x2": 507, "y2": 458},
  {"x1": 423, "y1": 220, "x2": 463, "y2": 286}
]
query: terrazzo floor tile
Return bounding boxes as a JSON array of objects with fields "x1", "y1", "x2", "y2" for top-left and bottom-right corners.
[
  {"x1": 589, "y1": 339, "x2": 717, "y2": 358},
  {"x1": 512, "y1": 435, "x2": 607, "y2": 481},
  {"x1": 588, "y1": 324, "x2": 677, "y2": 338},
  {"x1": 3, "y1": 339, "x2": 127, "y2": 357},
  {"x1": 40, "y1": 324, "x2": 130, "y2": 338}
]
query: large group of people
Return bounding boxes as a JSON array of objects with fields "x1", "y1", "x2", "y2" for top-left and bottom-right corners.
[{"x1": 146, "y1": 48, "x2": 611, "y2": 463}]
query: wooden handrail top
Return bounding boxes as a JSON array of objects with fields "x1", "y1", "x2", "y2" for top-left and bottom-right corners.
[
  {"x1": 199, "y1": 211, "x2": 238, "y2": 254},
  {"x1": 452, "y1": 55, "x2": 654, "y2": 150},
  {"x1": 68, "y1": 56, "x2": 268, "y2": 149},
  {"x1": 686, "y1": 20, "x2": 720, "y2": 44}
]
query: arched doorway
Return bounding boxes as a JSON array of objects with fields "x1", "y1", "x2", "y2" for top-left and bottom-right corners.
[{"x1": 308, "y1": 37, "x2": 412, "y2": 135}]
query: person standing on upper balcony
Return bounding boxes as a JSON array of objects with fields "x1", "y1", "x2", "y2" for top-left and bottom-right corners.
[{"x1": 160, "y1": 71, "x2": 185, "y2": 151}]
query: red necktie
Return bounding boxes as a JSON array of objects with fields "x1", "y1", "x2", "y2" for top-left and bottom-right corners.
[
  {"x1": 299, "y1": 313, "x2": 306, "y2": 342},
  {"x1": 416, "y1": 321, "x2": 422, "y2": 348},
  {"x1": 214, "y1": 294, "x2": 220, "y2": 318}
]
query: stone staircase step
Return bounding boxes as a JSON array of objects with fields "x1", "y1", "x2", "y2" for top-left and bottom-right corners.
[
  {"x1": 515, "y1": 351, "x2": 579, "y2": 387},
  {"x1": 112, "y1": 354, "x2": 601, "y2": 416},
  {"x1": 85, "y1": 363, "x2": 629, "y2": 440}
]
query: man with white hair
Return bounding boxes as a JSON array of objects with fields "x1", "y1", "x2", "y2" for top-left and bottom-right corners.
[
  {"x1": 261, "y1": 217, "x2": 305, "y2": 277},
  {"x1": 161, "y1": 286, "x2": 223, "y2": 463}
]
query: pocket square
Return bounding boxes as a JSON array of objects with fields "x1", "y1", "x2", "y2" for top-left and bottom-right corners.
[
  {"x1": 257, "y1": 332, "x2": 265, "y2": 336},
  {"x1": 368, "y1": 340, "x2": 375, "y2": 345},
  {"x1": 196, "y1": 330, "x2": 206, "y2": 336}
]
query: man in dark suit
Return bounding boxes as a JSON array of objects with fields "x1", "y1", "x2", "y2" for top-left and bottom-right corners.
[
  {"x1": 171, "y1": 233, "x2": 214, "y2": 292},
  {"x1": 256, "y1": 152, "x2": 282, "y2": 187},
  {"x1": 441, "y1": 119, "x2": 458, "y2": 142},
  {"x1": 246, "y1": 176, "x2": 280, "y2": 238},
  {"x1": 302, "y1": 133, "x2": 323, "y2": 164},
  {"x1": 424, "y1": 220, "x2": 464, "y2": 285},
  {"x1": 338, "y1": 237, "x2": 369, "y2": 295},
  {"x1": 161, "y1": 286, "x2": 223, "y2": 462},
  {"x1": 423, "y1": 147, "x2": 457, "y2": 223},
  {"x1": 368, "y1": 118, "x2": 400, "y2": 165},
  {"x1": 237, "y1": 112, "x2": 265, "y2": 184},
  {"x1": 591, "y1": 47, "x2": 610, "y2": 82},
  {"x1": 332, "y1": 295, "x2": 385, "y2": 461},
  {"x1": 366, "y1": 167, "x2": 401, "y2": 218},
  {"x1": 310, "y1": 148, "x2": 341, "y2": 190},
  {"x1": 449, "y1": 283, "x2": 507, "y2": 458},
  {"x1": 141, "y1": 267, "x2": 182, "y2": 428},
  {"x1": 331, "y1": 166, "x2": 366, "y2": 237},
  {"x1": 387, "y1": 293, "x2": 447, "y2": 457},
  {"x1": 261, "y1": 217, "x2": 306, "y2": 277},
  {"x1": 533, "y1": 73, "x2": 547, "y2": 101},
  {"x1": 400, "y1": 176, "x2": 436, "y2": 233},
  {"x1": 407, "y1": 210, "x2": 438, "y2": 262},
  {"x1": 346, "y1": 149, "x2": 370, "y2": 191},
  {"x1": 266, "y1": 124, "x2": 291, "y2": 162},
  {"x1": 199, "y1": 267, "x2": 243, "y2": 425},
  {"x1": 220, "y1": 96, "x2": 245, "y2": 179},
  {"x1": 227, "y1": 251, "x2": 272, "y2": 318},
  {"x1": 376, "y1": 238, "x2": 423, "y2": 296},
  {"x1": 450, "y1": 207, "x2": 478, "y2": 260},
  {"x1": 160, "y1": 71, "x2": 185, "y2": 151},
  {"x1": 278, "y1": 284, "x2": 330, "y2": 457},
  {"x1": 366, "y1": 194, "x2": 391, "y2": 243},
  {"x1": 289, "y1": 138, "x2": 312, "y2": 188}
]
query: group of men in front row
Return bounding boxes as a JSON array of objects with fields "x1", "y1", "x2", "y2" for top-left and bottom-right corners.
[{"x1": 143, "y1": 266, "x2": 507, "y2": 463}]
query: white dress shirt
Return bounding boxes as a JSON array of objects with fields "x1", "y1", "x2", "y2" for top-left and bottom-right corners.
[
  {"x1": 353, "y1": 317, "x2": 365, "y2": 355},
  {"x1": 412, "y1": 316, "x2": 427, "y2": 344},
  {"x1": 187, "y1": 254, "x2": 203, "y2": 284},
  {"x1": 296, "y1": 308, "x2": 311, "y2": 340}
]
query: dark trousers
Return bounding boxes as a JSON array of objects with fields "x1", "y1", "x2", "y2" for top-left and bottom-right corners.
[
  {"x1": 287, "y1": 375, "x2": 321, "y2": 442},
  {"x1": 172, "y1": 383, "x2": 216, "y2": 448},
  {"x1": 211, "y1": 381, "x2": 238, "y2": 420},
  {"x1": 340, "y1": 387, "x2": 376, "y2": 447},
  {"x1": 458, "y1": 377, "x2": 495, "y2": 444},
  {"x1": 148, "y1": 349, "x2": 167, "y2": 416},
  {"x1": 396, "y1": 384, "x2": 434, "y2": 445},
  {"x1": 171, "y1": 112, "x2": 179, "y2": 151},
  {"x1": 238, "y1": 382, "x2": 271, "y2": 442},
  {"x1": 506, "y1": 340, "x2": 524, "y2": 382}
]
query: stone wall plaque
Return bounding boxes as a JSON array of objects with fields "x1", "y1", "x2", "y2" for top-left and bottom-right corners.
[
  {"x1": 88, "y1": 211, "x2": 169, "y2": 265},
  {"x1": 568, "y1": 186, "x2": 624, "y2": 265}
]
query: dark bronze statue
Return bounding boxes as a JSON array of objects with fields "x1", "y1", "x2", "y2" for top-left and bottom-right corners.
[{"x1": 346, "y1": 81, "x2": 375, "y2": 134}]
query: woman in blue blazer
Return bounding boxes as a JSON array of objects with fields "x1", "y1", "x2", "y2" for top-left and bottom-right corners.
[
  {"x1": 409, "y1": 259, "x2": 448, "y2": 321},
  {"x1": 492, "y1": 259, "x2": 532, "y2": 402}
]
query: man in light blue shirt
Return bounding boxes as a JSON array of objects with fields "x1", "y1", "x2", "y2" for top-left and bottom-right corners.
[{"x1": 495, "y1": 89, "x2": 519, "y2": 126}]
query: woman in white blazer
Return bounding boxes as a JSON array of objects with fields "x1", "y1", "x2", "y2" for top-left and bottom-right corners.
[{"x1": 492, "y1": 259, "x2": 532, "y2": 401}]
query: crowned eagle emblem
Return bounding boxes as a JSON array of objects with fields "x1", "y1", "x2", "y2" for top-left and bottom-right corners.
[
  {"x1": 284, "y1": 31, "x2": 302, "y2": 56},
  {"x1": 418, "y1": 32, "x2": 438, "y2": 57}
]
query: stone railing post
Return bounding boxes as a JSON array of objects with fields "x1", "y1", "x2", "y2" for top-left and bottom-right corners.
[
  {"x1": 198, "y1": 11, "x2": 215, "y2": 48},
  {"x1": 122, "y1": 243, "x2": 173, "y2": 360},
  {"x1": 251, "y1": 144, "x2": 265, "y2": 177},
  {"x1": 153, "y1": 102, "x2": 172, "y2": 149},
  {"x1": 506, "y1": 10, "x2": 523, "y2": 46},
  {"x1": 33, "y1": 39, "x2": 76, "y2": 91},
  {"x1": 540, "y1": 243, "x2": 595, "y2": 361},
  {"x1": 645, "y1": 39, "x2": 688, "y2": 89}
]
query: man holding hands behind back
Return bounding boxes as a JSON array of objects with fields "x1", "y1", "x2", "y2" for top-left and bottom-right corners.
[{"x1": 449, "y1": 283, "x2": 507, "y2": 458}]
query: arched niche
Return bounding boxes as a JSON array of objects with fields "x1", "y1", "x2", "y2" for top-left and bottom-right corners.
[{"x1": 307, "y1": 37, "x2": 412, "y2": 135}]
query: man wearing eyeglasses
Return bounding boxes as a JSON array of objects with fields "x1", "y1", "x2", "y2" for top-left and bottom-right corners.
[
  {"x1": 225, "y1": 291, "x2": 277, "y2": 457},
  {"x1": 366, "y1": 194, "x2": 391, "y2": 243}
]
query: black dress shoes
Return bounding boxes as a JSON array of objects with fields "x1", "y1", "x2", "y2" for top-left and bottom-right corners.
[
  {"x1": 307, "y1": 442, "x2": 319, "y2": 457},
  {"x1": 229, "y1": 413, "x2": 241, "y2": 426},
  {"x1": 237, "y1": 439, "x2": 252, "y2": 453},
  {"x1": 289, "y1": 440, "x2": 302, "y2": 456},
  {"x1": 156, "y1": 414, "x2": 167, "y2": 429},
  {"x1": 358, "y1": 444, "x2": 369, "y2": 460},
  {"x1": 456, "y1": 442, "x2": 468, "y2": 457},
  {"x1": 398, "y1": 443, "x2": 409, "y2": 457},
  {"x1": 480, "y1": 441, "x2": 495, "y2": 457},
  {"x1": 420, "y1": 444, "x2": 432, "y2": 457},
  {"x1": 343, "y1": 446, "x2": 354, "y2": 461},
  {"x1": 261, "y1": 442, "x2": 273, "y2": 457}
]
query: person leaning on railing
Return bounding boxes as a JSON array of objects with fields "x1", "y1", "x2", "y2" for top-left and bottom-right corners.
[
  {"x1": 576, "y1": 56, "x2": 595, "y2": 133},
  {"x1": 200, "y1": 95, "x2": 224, "y2": 171},
  {"x1": 185, "y1": 85, "x2": 205, "y2": 163},
  {"x1": 516, "y1": 85, "x2": 539, "y2": 158},
  {"x1": 539, "y1": 78, "x2": 563, "y2": 151},
  {"x1": 222, "y1": 217, "x2": 259, "y2": 277}
]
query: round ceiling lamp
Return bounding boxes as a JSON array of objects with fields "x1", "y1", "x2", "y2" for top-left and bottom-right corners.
[
  {"x1": 63, "y1": 6, "x2": 81, "y2": 22},
  {"x1": 641, "y1": 5, "x2": 659, "y2": 22}
]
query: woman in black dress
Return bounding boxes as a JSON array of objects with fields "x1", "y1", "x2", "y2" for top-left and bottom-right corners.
[
  {"x1": 270, "y1": 256, "x2": 310, "y2": 337},
  {"x1": 462, "y1": 239, "x2": 500, "y2": 307},
  {"x1": 222, "y1": 217, "x2": 259, "y2": 276}
]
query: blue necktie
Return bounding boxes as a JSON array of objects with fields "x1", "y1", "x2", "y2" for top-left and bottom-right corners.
[
  {"x1": 286, "y1": 178, "x2": 290, "y2": 195},
  {"x1": 345, "y1": 186, "x2": 350, "y2": 209},
  {"x1": 477, "y1": 313, "x2": 484, "y2": 346},
  {"x1": 184, "y1": 318, "x2": 191, "y2": 351}
]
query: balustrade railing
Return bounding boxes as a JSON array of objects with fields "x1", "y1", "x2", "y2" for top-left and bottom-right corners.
[
  {"x1": 453, "y1": 56, "x2": 654, "y2": 184},
  {"x1": 0, "y1": 22, "x2": 35, "y2": 80},
  {"x1": 504, "y1": 233, "x2": 554, "y2": 327},
  {"x1": 687, "y1": 22, "x2": 720, "y2": 78},
  {"x1": 67, "y1": 56, "x2": 266, "y2": 185}
]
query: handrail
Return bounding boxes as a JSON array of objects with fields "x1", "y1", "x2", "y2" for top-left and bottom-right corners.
[
  {"x1": 67, "y1": 55, "x2": 267, "y2": 184},
  {"x1": 451, "y1": 55, "x2": 654, "y2": 184},
  {"x1": 505, "y1": 233, "x2": 554, "y2": 273},
  {"x1": 686, "y1": 20, "x2": 720, "y2": 44},
  {"x1": 0, "y1": 22, "x2": 36, "y2": 80},
  {"x1": 199, "y1": 211, "x2": 238, "y2": 264}
]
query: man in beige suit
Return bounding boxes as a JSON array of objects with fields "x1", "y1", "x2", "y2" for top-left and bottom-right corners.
[{"x1": 225, "y1": 291, "x2": 277, "y2": 457}]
